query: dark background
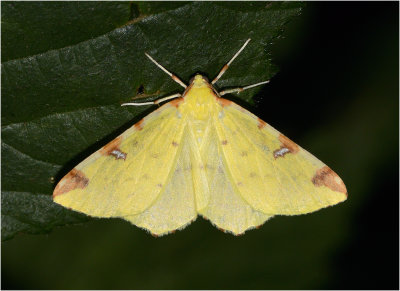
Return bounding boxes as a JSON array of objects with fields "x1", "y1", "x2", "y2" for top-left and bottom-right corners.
[
  {"x1": 259, "y1": 3, "x2": 399, "y2": 289},
  {"x1": 2, "y1": 2, "x2": 398, "y2": 289}
]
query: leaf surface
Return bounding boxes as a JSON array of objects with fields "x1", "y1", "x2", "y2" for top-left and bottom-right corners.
[{"x1": 1, "y1": 1, "x2": 303, "y2": 240}]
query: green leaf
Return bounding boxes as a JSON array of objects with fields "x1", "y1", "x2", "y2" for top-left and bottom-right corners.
[
  {"x1": 1, "y1": 1, "x2": 303, "y2": 240},
  {"x1": 1, "y1": 2, "x2": 131, "y2": 62}
]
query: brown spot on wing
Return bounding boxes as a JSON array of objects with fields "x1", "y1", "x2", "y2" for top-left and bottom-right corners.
[
  {"x1": 100, "y1": 136, "x2": 127, "y2": 160},
  {"x1": 134, "y1": 119, "x2": 144, "y2": 131},
  {"x1": 217, "y1": 98, "x2": 232, "y2": 107},
  {"x1": 169, "y1": 97, "x2": 184, "y2": 108},
  {"x1": 222, "y1": 140, "x2": 228, "y2": 145},
  {"x1": 273, "y1": 147, "x2": 290, "y2": 159},
  {"x1": 279, "y1": 134, "x2": 300, "y2": 153},
  {"x1": 110, "y1": 149, "x2": 127, "y2": 160},
  {"x1": 172, "y1": 141, "x2": 178, "y2": 147},
  {"x1": 53, "y1": 169, "x2": 89, "y2": 197},
  {"x1": 257, "y1": 118, "x2": 266, "y2": 129},
  {"x1": 100, "y1": 136, "x2": 122, "y2": 155},
  {"x1": 312, "y1": 166, "x2": 347, "y2": 195},
  {"x1": 273, "y1": 134, "x2": 300, "y2": 159}
]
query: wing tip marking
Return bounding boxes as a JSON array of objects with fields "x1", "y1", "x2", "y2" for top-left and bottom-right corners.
[
  {"x1": 100, "y1": 136, "x2": 127, "y2": 160},
  {"x1": 53, "y1": 168, "x2": 89, "y2": 198},
  {"x1": 312, "y1": 166, "x2": 348, "y2": 197}
]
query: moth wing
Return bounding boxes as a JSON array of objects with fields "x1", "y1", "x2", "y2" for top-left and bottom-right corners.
[
  {"x1": 125, "y1": 125, "x2": 211, "y2": 236},
  {"x1": 53, "y1": 100, "x2": 188, "y2": 218},
  {"x1": 214, "y1": 99, "x2": 347, "y2": 215},
  {"x1": 197, "y1": 117, "x2": 273, "y2": 235}
]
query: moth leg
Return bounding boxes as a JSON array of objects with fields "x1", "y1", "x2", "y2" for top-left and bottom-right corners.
[
  {"x1": 121, "y1": 93, "x2": 181, "y2": 107},
  {"x1": 219, "y1": 80, "x2": 270, "y2": 96}
]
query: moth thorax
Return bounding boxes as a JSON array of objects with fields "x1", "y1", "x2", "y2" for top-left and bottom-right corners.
[
  {"x1": 182, "y1": 100, "x2": 214, "y2": 120},
  {"x1": 183, "y1": 86, "x2": 216, "y2": 120}
]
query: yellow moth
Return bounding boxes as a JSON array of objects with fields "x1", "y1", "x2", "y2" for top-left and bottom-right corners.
[{"x1": 53, "y1": 39, "x2": 347, "y2": 236}]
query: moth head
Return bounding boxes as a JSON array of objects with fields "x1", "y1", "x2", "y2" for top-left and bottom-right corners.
[{"x1": 191, "y1": 74, "x2": 209, "y2": 87}]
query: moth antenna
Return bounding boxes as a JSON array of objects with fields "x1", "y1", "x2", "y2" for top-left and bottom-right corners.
[
  {"x1": 212, "y1": 38, "x2": 251, "y2": 85},
  {"x1": 145, "y1": 53, "x2": 187, "y2": 88},
  {"x1": 219, "y1": 80, "x2": 270, "y2": 96},
  {"x1": 121, "y1": 93, "x2": 181, "y2": 106}
]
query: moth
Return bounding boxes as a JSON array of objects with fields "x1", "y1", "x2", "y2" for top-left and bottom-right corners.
[{"x1": 53, "y1": 39, "x2": 347, "y2": 236}]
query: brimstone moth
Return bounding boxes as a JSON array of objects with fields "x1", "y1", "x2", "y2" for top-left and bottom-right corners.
[{"x1": 53, "y1": 39, "x2": 347, "y2": 236}]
